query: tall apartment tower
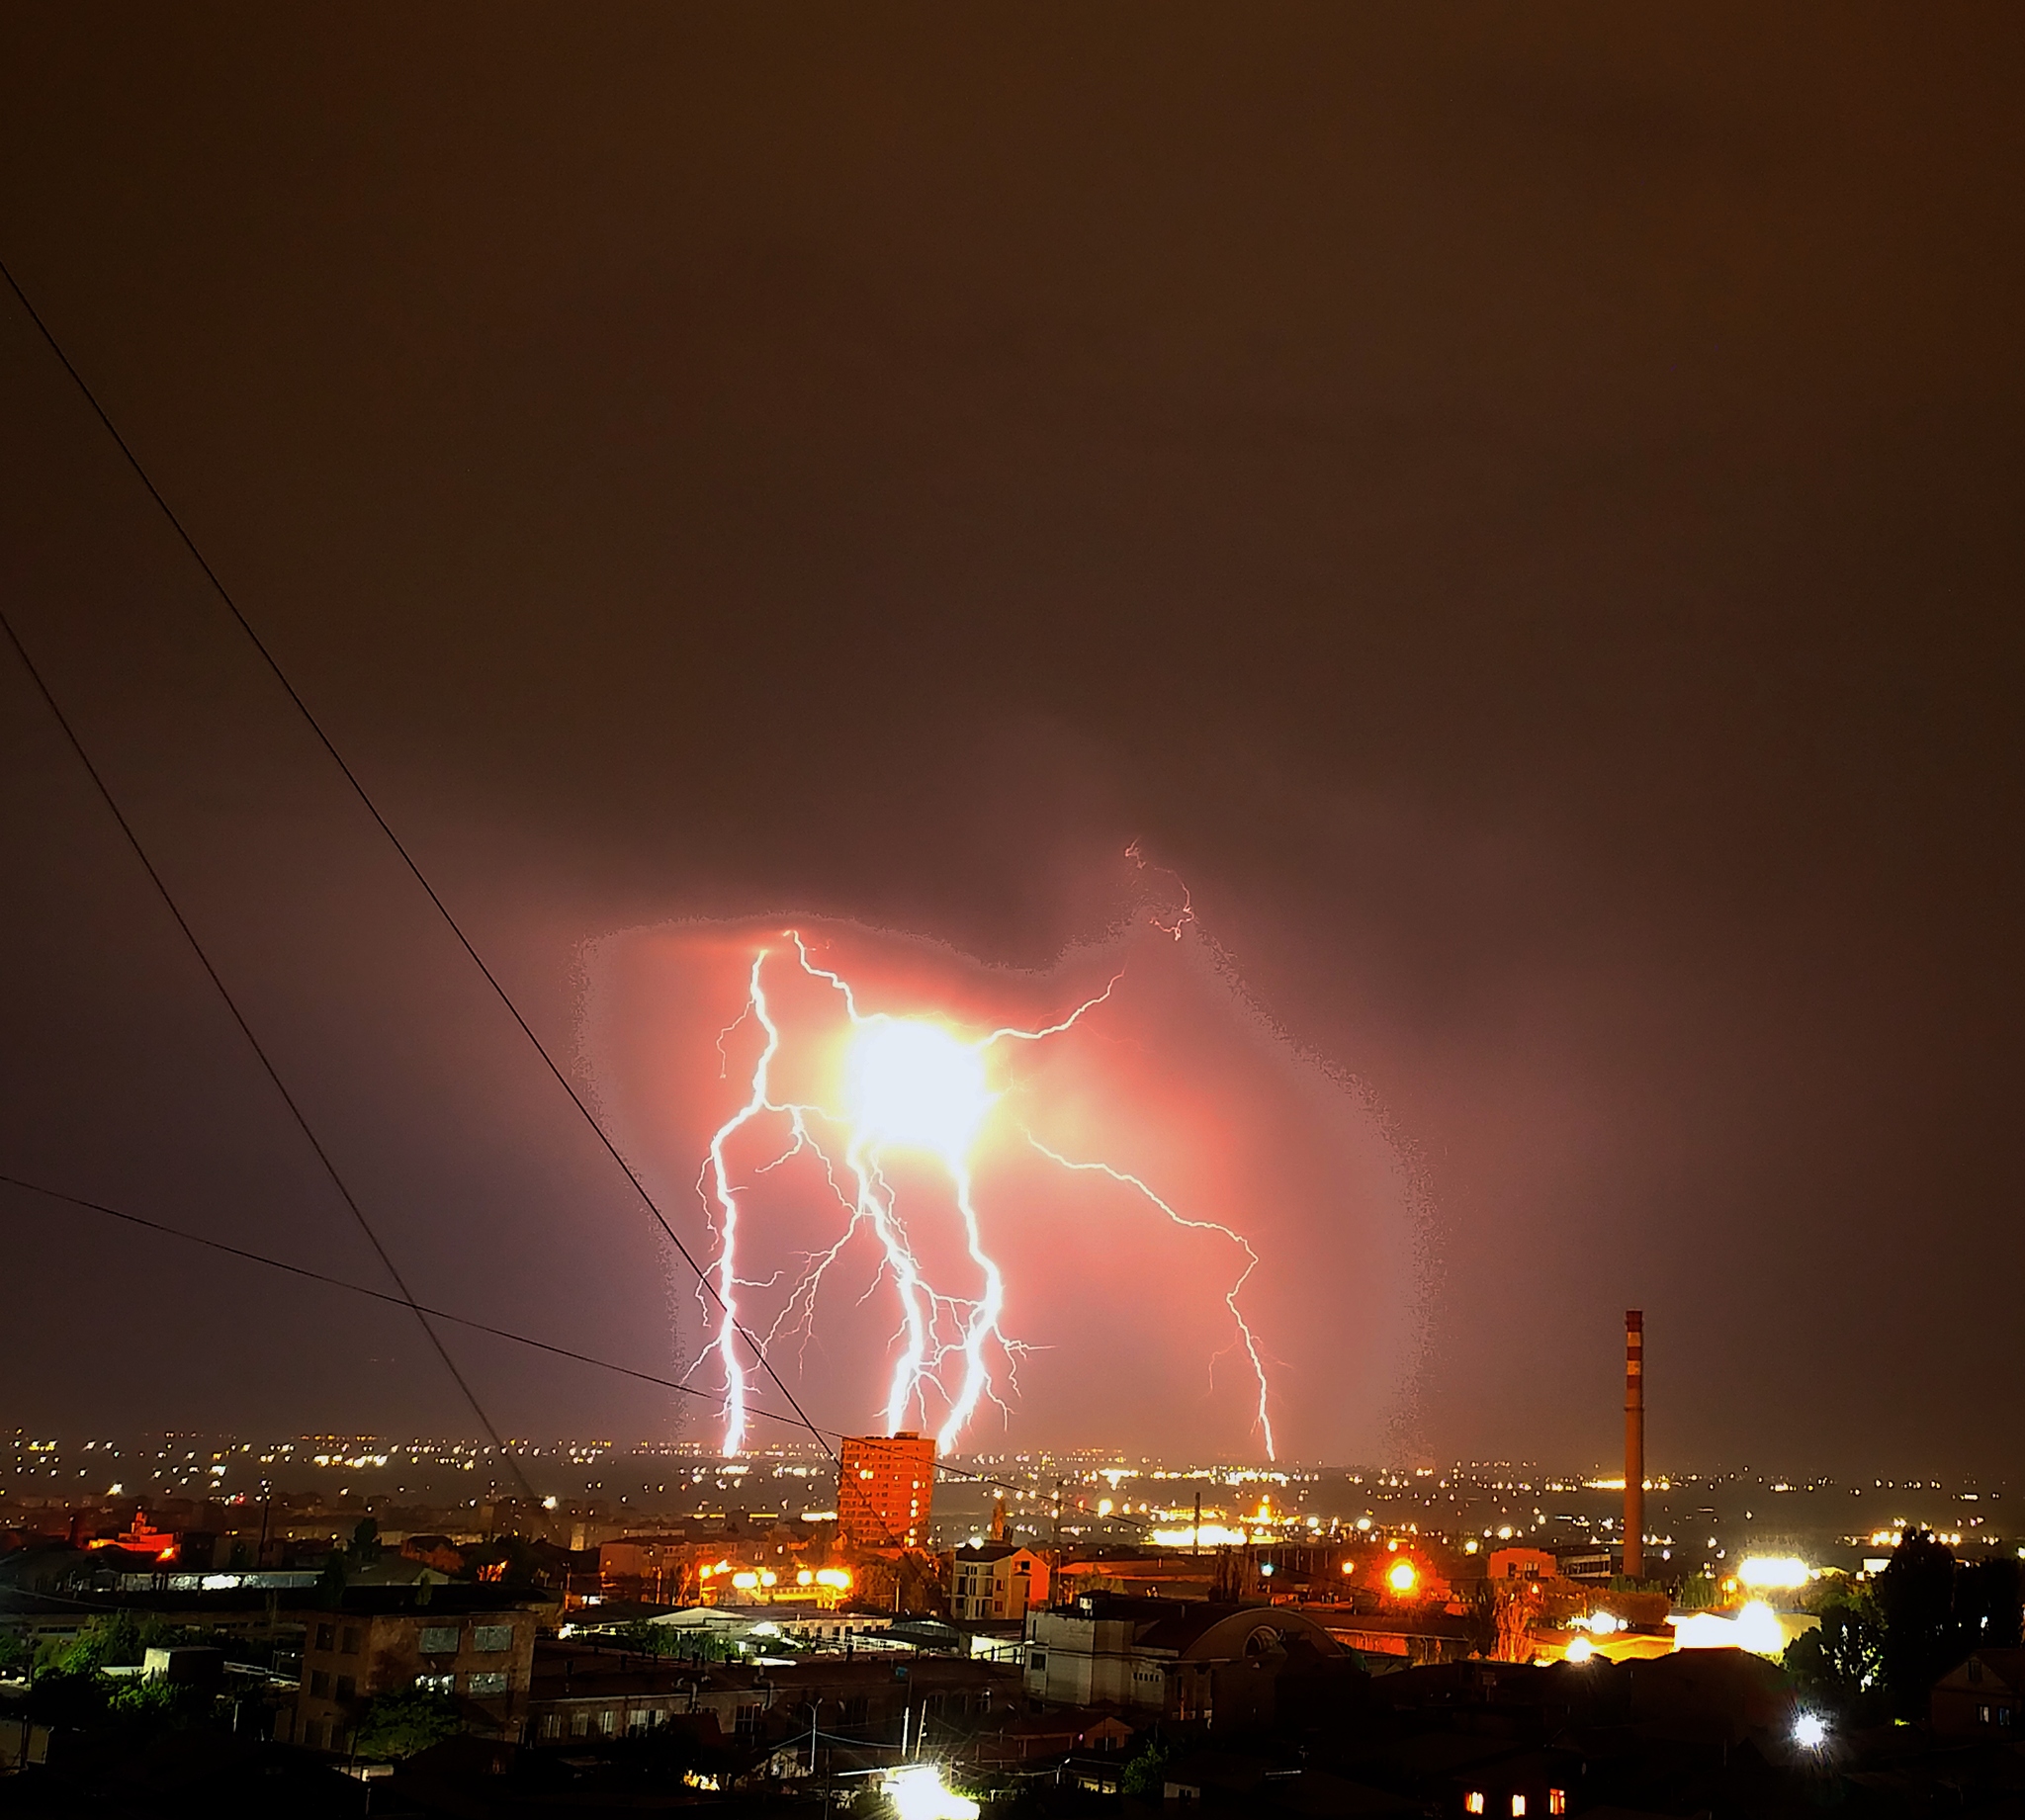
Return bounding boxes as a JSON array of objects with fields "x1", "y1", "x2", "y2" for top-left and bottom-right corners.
[
  {"x1": 836, "y1": 1431, "x2": 936, "y2": 1550},
  {"x1": 1624, "y1": 1310, "x2": 1644, "y2": 1581}
]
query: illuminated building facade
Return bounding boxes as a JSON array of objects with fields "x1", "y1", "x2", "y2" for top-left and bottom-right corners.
[
  {"x1": 290, "y1": 1595, "x2": 538, "y2": 1754},
  {"x1": 947, "y1": 1541, "x2": 1049, "y2": 1622},
  {"x1": 836, "y1": 1431, "x2": 935, "y2": 1550}
]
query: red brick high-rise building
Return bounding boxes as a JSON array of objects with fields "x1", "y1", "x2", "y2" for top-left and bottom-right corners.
[{"x1": 836, "y1": 1431, "x2": 935, "y2": 1549}]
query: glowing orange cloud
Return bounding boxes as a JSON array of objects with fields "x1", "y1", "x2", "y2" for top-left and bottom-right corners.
[{"x1": 580, "y1": 896, "x2": 1425, "y2": 1461}]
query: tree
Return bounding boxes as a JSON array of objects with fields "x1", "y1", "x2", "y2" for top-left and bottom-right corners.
[
  {"x1": 1675, "y1": 1573, "x2": 1718, "y2": 1610},
  {"x1": 44, "y1": 1610, "x2": 141, "y2": 1675},
  {"x1": 1955, "y1": 1556, "x2": 2023, "y2": 1652},
  {"x1": 1785, "y1": 1585, "x2": 1886, "y2": 1717},
  {"x1": 1874, "y1": 1529, "x2": 1959, "y2": 1715},
  {"x1": 348, "y1": 1517, "x2": 384, "y2": 1567},
  {"x1": 105, "y1": 1673, "x2": 213, "y2": 1734},
  {"x1": 316, "y1": 1549, "x2": 349, "y2": 1608},
  {"x1": 1119, "y1": 1737, "x2": 1174, "y2": 1796},
  {"x1": 353, "y1": 1685, "x2": 463, "y2": 1760}
]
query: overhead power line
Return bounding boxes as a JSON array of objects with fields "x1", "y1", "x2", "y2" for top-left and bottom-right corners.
[
  {"x1": 0, "y1": 604, "x2": 547, "y2": 1525},
  {"x1": 0, "y1": 255, "x2": 832, "y2": 1464},
  {"x1": 0, "y1": 1171, "x2": 806, "y2": 1434},
  {"x1": 0, "y1": 1170, "x2": 1170, "y2": 1536}
]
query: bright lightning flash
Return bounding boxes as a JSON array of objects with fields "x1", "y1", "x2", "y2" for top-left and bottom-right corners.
[
  {"x1": 696, "y1": 934, "x2": 1276, "y2": 1461},
  {"x1": 847, "y1": 1020, "x2": 993, "y2": 1159}
]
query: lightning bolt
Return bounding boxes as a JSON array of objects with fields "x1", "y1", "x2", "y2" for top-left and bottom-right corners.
[
  {"x1": 1024, "y1": 1137, "x2": 1277, "y2": 1460},
  {"x1": 696, "y1": 931, "x2": 1277, "y2": 1460},
  {"x1": 1127, "y1": 838, "x2": 1195, "y2": 941}
]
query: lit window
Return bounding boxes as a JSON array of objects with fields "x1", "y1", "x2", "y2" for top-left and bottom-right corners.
[
  {"x1": 1511, "y1": 1799, "x2": 1527, "y2": 1817},
  {"x1": 1549, "y1": 1794, "x2": 1567, "y2": 1816},
  {"x1": 1465, "y1": 1796, "x2": 1485, "y2": 1815}
]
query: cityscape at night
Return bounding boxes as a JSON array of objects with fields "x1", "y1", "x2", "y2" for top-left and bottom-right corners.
[{"x1": 5, "y1": 5, "x2": 2025, "y2": 1817}]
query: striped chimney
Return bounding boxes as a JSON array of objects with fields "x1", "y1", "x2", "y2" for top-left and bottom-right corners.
[{"x1": 1624, "y1": 1309, "x2": 1644, "y2": 1580}]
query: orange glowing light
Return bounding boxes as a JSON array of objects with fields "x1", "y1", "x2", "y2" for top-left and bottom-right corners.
[{"x1": 1386, "y1": 1559, "x2": 1419, "y2": 1595}]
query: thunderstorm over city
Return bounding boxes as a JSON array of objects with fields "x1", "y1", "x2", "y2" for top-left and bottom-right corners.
[{"x1": 3, "y1": 9, "x2": 2021, "y2": 1813}]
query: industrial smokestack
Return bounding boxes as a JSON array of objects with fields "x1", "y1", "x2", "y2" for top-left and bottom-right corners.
[{"x1": 1624, "y1": 1309, "x2": 1644, "y2": 1581}]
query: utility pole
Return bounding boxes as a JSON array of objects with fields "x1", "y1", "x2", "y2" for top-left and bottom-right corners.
[{"x1": 1192, "y1": 1492, "x2": 1201, "y2": 1557}]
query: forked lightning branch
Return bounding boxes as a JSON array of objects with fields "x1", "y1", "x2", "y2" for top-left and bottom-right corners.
[{"x1": 693, "y1": 934, "x2": 1276, "y2": 1459}]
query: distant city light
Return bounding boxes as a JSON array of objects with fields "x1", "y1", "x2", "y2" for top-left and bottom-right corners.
[
  {"x1": 1737, "y1": 1555, "x2": 1811, "y2": 1590},
  {"x1": 1151, "y1": 1523, "x2": 1249, "y2": 1548}
]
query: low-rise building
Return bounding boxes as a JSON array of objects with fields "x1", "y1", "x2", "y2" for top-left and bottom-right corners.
[
  {"x1": 947, "y1": 1540, "x2": 1049, "y2": 1622},
  {"x1": 525, "y1": 1642, "x2": 1014, "y2": 1753},
  {"x1": 288, "y1": 1590, "x2": 545, "y2": 1753},
  {"x1": 1021, "y1": 1595, "x2": 1341, "y2": 1729},
  {"x1": 1933, "y1": 1650, "x2": 2025, "y2": 1737}
]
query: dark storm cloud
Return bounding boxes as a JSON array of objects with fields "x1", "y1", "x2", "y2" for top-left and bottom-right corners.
[{"x1": 0, "y1": 7, "x2": 2020, "y2": 1467}]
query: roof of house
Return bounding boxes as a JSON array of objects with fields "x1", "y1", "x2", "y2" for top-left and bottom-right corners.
[
  {"x1": 1940, "y1": 1649, "x2": 2025, "y2": 1693},
  {"x1": 950, "y1": 1541, "x2": 1031, "y2": 1564}
]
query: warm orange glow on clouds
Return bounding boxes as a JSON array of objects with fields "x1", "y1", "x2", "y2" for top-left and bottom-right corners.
[{"x1": 582, "y1": 912, "x2": 1426, "y2": 1459}]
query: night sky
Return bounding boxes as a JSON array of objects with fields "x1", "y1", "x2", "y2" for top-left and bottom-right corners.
[{"x1": 2, "y1": 9, "x2": 2021, "y2": 1473}]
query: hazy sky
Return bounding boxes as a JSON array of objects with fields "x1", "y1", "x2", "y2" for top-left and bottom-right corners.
[{"x1": 2, "y1": 7, "x2": 2021, "y2": 1474}]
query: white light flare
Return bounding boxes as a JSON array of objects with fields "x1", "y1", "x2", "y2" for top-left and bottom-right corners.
[
  {"x1": 1736, "y1": 1554, "x2": 1812, "y2": 1591},
  {"x1": 846, "y1": 1018, "x2": 994, "y2": 1159},
  {"x1": 884, "y1": 1764, "x2": 979, "y2": 1820}
]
